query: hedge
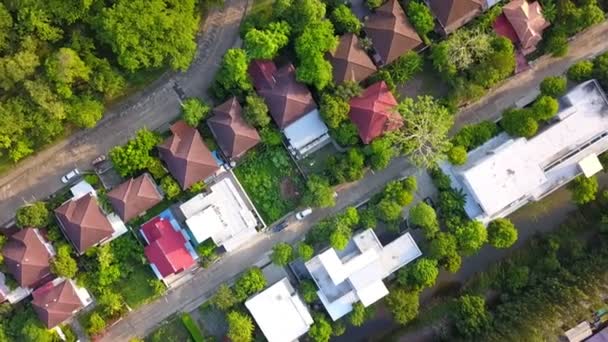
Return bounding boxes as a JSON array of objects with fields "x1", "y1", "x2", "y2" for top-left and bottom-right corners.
[{"x1": 181, "y1": 313, "x2": 205, "y2": 342}]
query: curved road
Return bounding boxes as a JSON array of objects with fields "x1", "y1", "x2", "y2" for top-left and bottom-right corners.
[{"x1": 0, "y1": 0, "x2": 249, "y2": 226}]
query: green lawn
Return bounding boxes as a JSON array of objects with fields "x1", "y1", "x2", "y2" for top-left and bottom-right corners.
[
  {"x1": 234, "y1": 146, "x2": 304, "y2": 223},
  {"x1": 112, "y1": 262, "x2": 159, "y2": 308},
  {"x1": 145, "y1": 316, "x2": 193, "y2": 342}
]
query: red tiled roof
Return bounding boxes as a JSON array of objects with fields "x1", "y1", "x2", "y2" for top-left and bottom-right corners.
[
  {"x1": 329, "y1": 34, "x2": 377, "y2": 84},
  {"x1": 493, "y1": 13, "x2": 519, "y2": 44},
  {"x1": 365, "y1": 0, "x2": 423, "y2": 64},
  {"x1": 249, "y1": 61, "x2": 317, "y2": 129},
  {"x1": 32, "y1": 279, "x2": 83, "y2": 328},
  {"x1": 348, "y1": 81, "x2": 402, "y2": 144},
  {"x1": 2, "y1": 228, "x2": 52, "y2": 288},
  {"x1": 142, "y1": 217, "x2": 195, "y2": 278},
  {"x1": 208, "y1": 97, "x2": 261, "y2": 159},
  {"x1": 158, "y1": 121, "x2": 220, "y2": 190},
  {"x1": 503, "y1": 0, "x2": 549, "y2": 54},
  {"x1": 428, "y1": 0, "x2": 483, "y2": 34},
  {"x1": 55, "y1": 194, "x2": 113, "y2": 254},
  {"x1": 107, "y1": 173, "x2": 163, "y2": 222}
]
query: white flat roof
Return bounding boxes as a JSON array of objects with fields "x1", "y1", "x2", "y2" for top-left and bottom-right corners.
[
  {"x1": 70, "y1": 180, "x2": 95, "y2": 200},
  {"x1": 579, "y1": 153, "x2": 603, "y2": 177},
  {"x1": 283, "y1": 109, "x2": 329, "y2": 150},
  {"x1": 245, "y1": 278, "x2": 313, "y2": 342}
]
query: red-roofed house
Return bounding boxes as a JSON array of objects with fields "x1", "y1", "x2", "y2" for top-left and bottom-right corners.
[
  {"x1": 499, "y1": 0, "x2": 549, "y2": 55},
  {"x1": 208, "y1": 97, "x2": 260, "y2": 160},
  {"x1": 31, "y1": 278, "x2": 92, "y2": 328},
  {"x1": 141, "y1": 215, "x2": 197, "y2": 282},
  {"x1": 349, "y1": 81, "x2": 403, "y2": 144},
  {"x1": 107, "y1": 173, "x2": 163, "y2": 222},
  {"x1": 2, "y1": 228, "x2": 54, "y2": 289}
]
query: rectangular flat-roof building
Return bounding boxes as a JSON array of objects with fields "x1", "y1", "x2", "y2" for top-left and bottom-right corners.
[
  {"x1": 443, "y1": 80, "x2": 608, "y2": 223},
  {"x1": 245, "y1": 278, "x2": 314, "y2": 342},
  {"x1": 305, "y1": 229, "x2": 422, "y2": 320}
]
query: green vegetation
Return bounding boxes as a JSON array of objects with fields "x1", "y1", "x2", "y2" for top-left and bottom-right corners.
[
  {"x1": 180, "y1": 313, "x2": 204, "y2": 342},
  {"x1": 270, "y1": 242, "x2": 294, "y2": 266},
  {"x1": 306, "y1": 207, "x2": 360, "y2": 250},
  {"x1": 302, "y1": 175, "x2": 336, "y2": 208},
  {"x1": 539, "y1": 75, "x2": 567, "y2": 97},
  {"x1": 15, "y1": 202, "x2": 50, "y2": 228},
  {"x1": 109, "y1": 128, "x2": 162, "y2": 177},
  {"x1": 234, "y1": 267, "x2": 267, "y2": 301},
  {"x1": 227, "y1": 311, "x2": 255, "y2": 342},
  {"x1": 146, "y1": 315, "x2": 192, "y2": 342},
  {"x1": 244, "y1": 21, "x2": 290, "y2": 60},
  {"x1": 309, "y1": 314, "x2": 333, "y2": 342},
  {"x1": 487, "y1": 218, "x2": 518, "y2": 249},
  {"x1": 181, "y1": 98, "x2": 210, "y2": 127},
  {"x1": 50, "y1": 243, "x2": 78, "y2": 278},
  {"x1": 406, "y1": 0, "x2": 435, "y2": 41},
  {"x1": 330, "y1": 5, "x2": 361, "y2": 35},
  {"x1": 568, "y1": 175, "x2": 599, "y2": 205},
  {"x1": 452, "y1": 295, "x2": 491, "y2": 337},
  {"x1": 567, "y1": 60, "x2": 594, "y2": 82}
]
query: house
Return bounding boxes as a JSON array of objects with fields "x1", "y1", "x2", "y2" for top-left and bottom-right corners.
[
  {"x1": 328, "y1": 33, "x2": 377, "y2": 84},
  {"x1": 245, "y1": 278, "x2": 314, "y2": 342},
  {"x1": 494, "y1": 0, "x2": 549, "y2": 55},
  {"x1": 364, "y1": 0, "x2": 423, "y2": 65},
  {"x1": 249, "y1": 61, "x2": 331, "y2": 159},
  {"x1": 441, "y1": 80, "x2": 608, "y2": 224},
  {"x1": 1, "y1": 228, "x2": 54, "y2": 289},
  {"x1": 107, "y1": 173, "x2": 163, "y2": 222},
  {"x1": 31, "y1": 278, "x2": 92, "y2": 328},
  {"x1": 426, "y1": 0, "x2": 484, "y2": 35},
  {"x1": 208, "y1": 97, "x2": 260, "y2": 161},
  {"x1": 158, "y1": 120, "x2": 222, "y2": 190},
  {"x1": 140, "y1": 211, "x2": 198, "y2": 282},
  {"x1": 55, "y1": 193, "x2": 123, "y2": 254},
  {"x1": 348, "y1": 81, "x2": 403, "y2": 144},
  {"x1": 305, "y1": 229, "x2": 422, "y2": 320},
  {"x1": 180, "y1": 174, "x2": 261, "y2": 252}
]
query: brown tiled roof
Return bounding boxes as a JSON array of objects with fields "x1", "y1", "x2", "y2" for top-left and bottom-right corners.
[
  {"x1": 55, "y1": 194, "x2": 113, "y2": 254},
  {"x1": 503, "y1": 0, "x2": 549, "y2": 53},
  {"x1": 428, "y1": 0, "x2": 483, "y2": 34},
  {"x1": 158, "y1": 121, "x2": 220, "y2": 190},
  {"x1": 107, "y1": 173, "x2": 163, "y2": 222},
  {"x1": 329, "y1": 34, "x2": 378, "y2": 84},
  {"x1": 208, "y1": 97, "x2": 260, "y2": 159},
  {"x1": 349, "y1": 81, "x2": 403, "y2": 144},
  {"x1": 32, "y1": 279, "x2": 83, "y2": 328},
  {"x1": 249, "y1": 61, "x2": 317, "y2": 129},
  {"x1": 2, "y1": 229, "x2": 52, "y2": 288},
  {"x1": 249, "y1": 60, "x2": 278, "y2": 90},
  {"x1": 365, "y1": 0, "x2": 423, "y2": 64}
]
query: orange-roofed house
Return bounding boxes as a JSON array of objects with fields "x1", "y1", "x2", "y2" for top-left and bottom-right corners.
[
  {"x1": 349, "y1": 81, "x2": 403, "y2": 144},
  {"x1": 500, "y1": 0, "x2": 549, "y2": 55}
]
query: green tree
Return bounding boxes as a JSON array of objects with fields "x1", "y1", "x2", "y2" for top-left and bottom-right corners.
[
  {"x1": 594, "y1": 52, "x2": 608, "y2": 87},
  {"x1": 98, "y1": 291, "x2": 124, "y2": 317},
  {"x1": 330, "y1": 225, "x2": 352, "y2": 250},
  {"x1": 407, "y1": 1, "x2": 435, "y2": 38},
  {"x1": 234, "y1": 267, "x2": 266, "y2": 300},
  {"x1": 375, "y1": 199, "x2": 403, "y2": 222},
  {"x1": 295, "y1": 20, "x2": 338, "y2": 90},
  {"x1": 349, "y1": 302, "x2": 369, "y2": 327},
  {"x1": 487, "y1": 218, "x2": 518, "y2": 249},
  {"x1": 409, "y1": 202, "x2": 439, "y2": 238},
  {"x1": 444, "y1": 253, "x2": 462, "y2": 273},
  {"x1": 388, "y1": 51, "x2": 424, "y2": 85},
  {"x1": 97, "y1": 0, "x2": 199, "y2": 71},
  {"x1": 149, "y1": 279, "x2": 165, "y2": 296},
  {"x1": 452, "y1": 295, "x2": 491, "y2": 337},
  {"x1": 568, "y1": 175, "x2": 599, "y2": 205},
  {"x1": 568, "y1": 60, "x2": 594, "y2": 82},
  {"x1": 334, "y1": 81, "x2": 362, "y2": 100},
  {"x1": 309, "y1": 315, "x2": 333, "y2": 342},
  {"x1": 398, "y1": 258, "x2": 439, "y2": 290},
  {"x1": 540, "y1": 76, "x2": 567, "y2": 97},
  {"x1": 330, "y1": 5, "x2": 362, "y2": 35},
  {"x1": 431, "y1": 28, "x2": 493, "y2": 79},
  {"x1": 181, "y1": 98, "x2": 210, "y2": 127},
  {"x1": 212, "y1": 284, "x2": 238, "y2": 311},
  {"x1": 226, "y1": 311, "x2": 254, "y2": 342},
  {"x1": 366, "y1": 0, "x2": 383, "y2": 9},
  {"x1": 531, "y1": 95, "x2": 559, "y2": 121},
  {"x1": 365, "y1": 137, "x2": 395, "y2": 171},
  {"x1": 109, "y1": 128, "x2": 161, "y2": 177},
  {"x1": 297, "y1": 243, "x2": 315, "y2": 261},
  {"x1": 382, "y1": 178, "x2": 416, "y2": 206},
  {"x1": 386, "y1": 289, "x2": 419, "y2": 325},
  {"x1": 332, "y1": 321, "x2": 346, "y2": 336},
  {"x1": 0, "y1": 3, "x2": 12, "y2": 51},
  {"x1": 429, "y1": 232, "x2": 458, "y2": 260},
  {"x1": 214, "y1": 48, "x2": 252, "y2": 97},
  {"x1": 302, "y1": 175, "x2": 336, "y2": 208},
  {"x1": 244, "y1": 21, "x2": 291, "y2": 59},
  {"x1": 50, "y1": 244, "x2": 78, "y2": 279},
  {"x1": 87, "y1": 312, "x2": 106, "y2": 336},
  {"x1": 160, "y1": 176, "x2": 181, "y2": 199},
  {"x1": 332, "y1": 122, "x2": 360, "y2": 146},
  {"x1": 447, "y1": 145, "x2": 467, "y2": 166},
  {"x1": 299, "y1": 280, "x2": 318, "y2": 303},
  {"x1": 455, "y1": 220, "x2": 487, "y2": 255},
  {"x1": 45, "y1": 48, "x2": 90, "y2": 98},
  {"x1": 501, "y1": 108, "x2": 538, "y2": 138},
  {"x1": 319, "y1": 93, "x2": 349, "y2": 129},
  {"x1": 16, "y1": 202, "x2": 49, "y2": 228},
  {"x1": 68, "y1": 96, "x2": 104, "y2": 128},
  {"x1": 271, "y1": 242, "x2": 294, "y2": 266},
  {"x1": 243, "y1": 94, "x2": 270, "y2": 128},
  {"x1": 451, "y1": 121, "x2": 499, "y2": 151},
  {"x1": 545, "y1": 31, "x2": 568, "y2": 57},
  {"x1": 0, "y1": 50, "x2": 41, "y2": 91},
  {"x1": 285, "y1": 0, "x2": 327, "y2": 35}
]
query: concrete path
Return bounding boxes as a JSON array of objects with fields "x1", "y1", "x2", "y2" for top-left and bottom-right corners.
[{"x1": 0, "y1": 0, "x2": 248, "y2": 226}]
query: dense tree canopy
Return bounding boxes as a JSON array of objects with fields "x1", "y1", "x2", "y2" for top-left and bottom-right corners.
[
  {"x1": 320, "y1": 94, "x2": 349, "y2": 129},
  {"x1": 226, "y1": 311, "x2": 254, "y2": 342},
  {"x1": 386, "y1": 289, "x2": 419, "y2": 325},
  {"x1": 295, "y1": 20, "x2": 338, "y2": 90},
  {"x1": 244, "y1": 21, "x2": 291, "y2": 59},
  {"x1": 452, "y1": 295, "x2": 491, "y2": 337},
  {"x1": 15, "y1": 202, "x2": 50, "y2": 228},
  {"x1": 302, "y1": 175, "x2": 336, "y2": 208},
  {"x1": 330, "y1": 5, "x2": 362, "y2": 35},
  {"x1": 181, "y1": 98, "x2": 210, "y2": 127},
  {"x1": 407, "y1": 1, "x2": 435, "y2": 38},
  {"x1": 213, "y1": 48, "x2": 252, "y2": 98},
  {"x1": 50, "y1": 244, "x2": 78, "y2": 279},
  {"x1": 399, "y1": 258, "x2": 439, "y2": 290},
  {"x1": 243, "y1": 94, "x2": 271, "y2": 128},
  {"x1": 455, "y1": 220, "x2": 487, "y2": 255},
  {"x1": 409, "y1": 202, "x2": 439, "y2": 238},
  {"x1": 109, "y1": 128, "x2": 162, "y2": 177}
]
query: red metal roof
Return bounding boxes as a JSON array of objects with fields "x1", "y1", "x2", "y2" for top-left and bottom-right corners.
[
  {"x1": 348, "y1": 81, "x2": 402, "y2": 144},
  {"x1": 142, "y1": 217, "x2": 195, "y2": 278}
]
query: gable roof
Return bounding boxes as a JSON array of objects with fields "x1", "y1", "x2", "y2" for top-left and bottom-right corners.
[
  {"x1": 142, "y1": 217, "x2": 195, "y2": 278},
  {"x1": 329, "y1": 34, "x2": 378, "y2": 84},
  {"x1": 503, "y1": 0, "x2": 548, "y2": 52},
  {"x1": 32, "y1": 280, "x2": 83, "y2": 328},
  {"x1": 208, "y1": 97, "x2": 261, "y2": 159},
  {"x1": 428, "y1": 0, "x2": 483, "y2": 34},
  {"x1": 349, "y1": 81, "x2": 402, "y2": 144},
  {"x1": 2, "y1": 229, "x2": 52, "y2": 288},
  {"x1": 158, "y1": 121, "x2": 220, "y2": 190},
  {"x1": 55, "y1": 194, "x2": 113, "y2": 254},
  {"x1": 364, "y1": 0, "x2": 423, "y2": 64},
  {"x1": 249, "y1": 61, "x2": 317, "y2": 129},
  {"x1": 107, "y1": 173, "x2": 163, "y2": 222}
]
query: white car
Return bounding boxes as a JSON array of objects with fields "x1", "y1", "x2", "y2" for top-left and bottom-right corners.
[
  {"x1": 61, "y1": 169, "x2": 81, "y2": 184},
  {"x1": 295, "y1": 208, "x2": 313, "y2": 220}
]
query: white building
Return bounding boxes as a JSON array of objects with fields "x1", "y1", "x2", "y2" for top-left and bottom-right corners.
[
  {"x1": 245, "y1": 278, "x2": 314, "y2": 342},
  {"x1": 443, "y1": 80, "x2": 608, "y2": 223},
  {"x1": 180, "y1": 174, "x2": 261, "y2": 252},
  {"x1": 305, "y1": 229, "x2": 422, "y2": 320},
  {"x1": 283, "y1": 109, "x2": 332, "y2": 160}
]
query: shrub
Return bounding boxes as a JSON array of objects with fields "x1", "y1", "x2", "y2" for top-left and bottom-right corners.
[
  {"x1": 388, "y1": 52, "x2": 423, "y2": 85},
  {"x1": 270, "y1": 242, "x2": 294, "y2": 266},
  {"x1": 540, "y1": 76, "x2": 567, "y2": 97},
  {"x1": 226, "y1": 311, "x2": 254, "y2": 342},
  {"x1": 146, "y1": 158, "x2": 167, "y2": 181},
  {"x1": 447, "y1": 145, "x2": 468, "y2": 165},
  {"x1": 300, "y1": 280, "x2": 318, "y2": 303},
  {"x1": 487, "y1": 218, "x2": 518, "y2": 249},
  {"x1": 501, "y1": 108, "x2": 538, "y2": 138},
  {"x1": 16, "y1": 202, "x2": 50, "y2": 228},
  {"x1": 452, "y1": 121, "x2": 500, "y2": 151},
  {"x1": 160, "y1": 176, "x2": 181, "y2": 199},
  {"x1": 297, "y1": 243, "x2": 315, "y2": 261},
  {"x1": 87, "y1": 312, "x2": 106, "y2": 336},
  {"x1": 212, "y1": 284, "x2": 237, "y2": 310},
  {"x1": 259, "y1": 126, "x2": 283, "y2": 146},
  {"x1": 366, "y1": 0, "x2": 383, "y2": 10},
  {"x1": 330, "y1": 5, "x2": 361, "y2": 34},
  {"x1": 567, "y1": 60, "x2": 594, "y2": 82},
  {"x1": 531, "y1": 95, "x2": 559, "y2": 121},
  {"x1": 181, "y1": 313, "x2": 204, "y2": 342},
  {"x1": 568, "y1": 175, "x2": 599, "y2": 205},
  {"x1": 408, "y1": 202, "x2": 439, "y2": 238},
  {"x1": 181, "y1": 98, "x2": 210, "y2": 127}
]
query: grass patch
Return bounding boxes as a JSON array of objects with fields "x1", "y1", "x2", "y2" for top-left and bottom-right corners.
[
  {"x1": 146, "y1": 315, "x2": 193, "y2": 342},
  {"x1": 250, "y1": 0, "x2": 273, "y2": 17},
  {"x1": 181, "y1": 313, "x2": 205, "y2": 342},
  {"x1": 233, "y1": 146, "x2": 304, "y2": 223},
  {"x1": 111, "y1": 262, "x2": 159, "y2": 308}
]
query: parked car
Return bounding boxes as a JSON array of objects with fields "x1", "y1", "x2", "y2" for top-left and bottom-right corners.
[
  {"x1": 91, "y1": 154, "x2": 106, "y2": 166},
  {"x1": 295, "y1": 208, "x2": 313, "y2": 220},
  {"x1": 273, "y1": 220, "x2": 289, "y2": 233},
  {"x1": 61, "y1": 169, "x2": 81, "y2": 184}
]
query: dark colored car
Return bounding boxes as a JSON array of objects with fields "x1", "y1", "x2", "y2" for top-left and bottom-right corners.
[{"x1": 273, "y1": 220, "x2": 289, "y2": 233}]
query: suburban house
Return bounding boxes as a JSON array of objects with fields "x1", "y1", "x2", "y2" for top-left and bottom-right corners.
[
  {"x1": 348, "y1": 81, "x2": 403, "y2": 144},
  {"x1": 493, "y1": 0, "x2": 549, "y2": 55},
  {"x1": 364, "y1": 0, "x2": 423, "y2": 66},
  {"x1": 1, "y1": 228, "x2": 54, "y2": 289},
  {"x1": 31, "y1": 277, "x2": 92, "y2": 328},
  {"x1": 441, "y1": 80, "x2": 608, "y2": 224},
  {"x1": 426, "y1": 0, "x2": 484, "y2": 35},
  {"x1": 249, "y1": 60, "x2": 331, "y2": 159},
  {"x1": 180, "y1": 173, "x2": 262, "y2": 253},
  {"x1": 107, "y1": 173, "x2": 163, "y2": 222},
  {"x1": 55, "y1": 192, "x2": 127, "y2": 255},
  {"x1": 328, "y1": 33, "x2": 377, "y2": 84},
  {"x1": 305, "y1": 229, "x2": 422, "y2": 320},
  {"x1": 158, "y1": 120, "x2": 222, "y2": 190},
  {"x1": 207, "y1": 97, "x2": 260, "y2": 161},
  {"x1": 140, "y1": 210, "x2": 198, "y2": 283},
  {"x1": 245, "y1": 278, "x2": 314, "y2": 342}
]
